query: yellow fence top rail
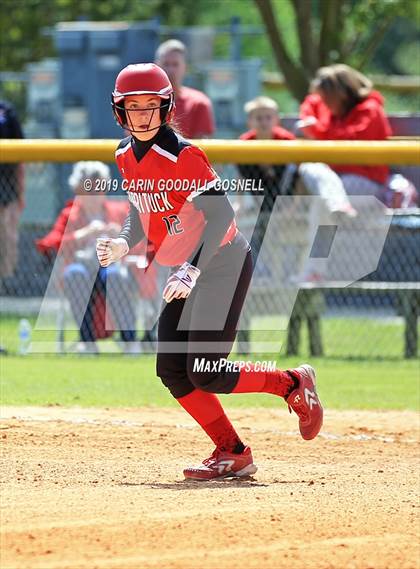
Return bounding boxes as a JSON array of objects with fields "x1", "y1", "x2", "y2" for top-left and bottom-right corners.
[{"x1": 0, "y1": 139, "x2": 419, "y2": 165}]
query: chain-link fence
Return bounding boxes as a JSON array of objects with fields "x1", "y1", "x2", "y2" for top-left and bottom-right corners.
[{"x1": 0, "y1": 155, "x2": 418, "y2": 358}]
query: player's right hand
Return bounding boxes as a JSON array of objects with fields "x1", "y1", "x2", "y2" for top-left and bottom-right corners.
[{"x1": 96, "y1": 237, "x2": 129, "y2": 267}]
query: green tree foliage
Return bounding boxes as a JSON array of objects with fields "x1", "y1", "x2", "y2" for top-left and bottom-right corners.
[
  {"x1": 0, "y1": 0, "x2": 200, "y2": 71},
  {"x1": 1, "y1": 0, "x2": 418, "y2": 104}
]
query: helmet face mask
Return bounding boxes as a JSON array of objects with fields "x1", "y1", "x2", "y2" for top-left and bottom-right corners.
[
  {"x1": 111, "y1": 96, "x2": 174, "y2": 133},
  {"x1": 111, "y1": 63, "x2": 175, "y2": 134}
]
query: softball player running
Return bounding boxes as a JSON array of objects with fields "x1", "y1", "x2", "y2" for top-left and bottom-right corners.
[{"x1": 96, "y1": 63, "x2": 323, "y2": 480}]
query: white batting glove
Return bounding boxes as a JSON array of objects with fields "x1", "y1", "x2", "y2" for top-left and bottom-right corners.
[
  {"x1": 96, "y1": 237, "x2": 129, "y2": 267},
  {"x1": 162, "y1": 262, "x2": 201, "y2": 303}
]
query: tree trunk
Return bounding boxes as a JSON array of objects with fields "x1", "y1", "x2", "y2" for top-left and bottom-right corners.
[
  {"x1": 291, "y1": 0, "x2": 318, "y2": 75},
  {"x1": 319, "y1": 0, "x2": 344, "y2": 66},
  {"x1": 254, "y1": 0, "x2": 309, "y2": 100}
]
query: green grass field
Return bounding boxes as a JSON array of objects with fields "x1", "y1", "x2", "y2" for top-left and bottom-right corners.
[
  {"x1": 1, "y1": 314, "x2": 418, "y2": 411},
  {"x1": 1, "y1": 355, "x2": 419, "y2": 411}
]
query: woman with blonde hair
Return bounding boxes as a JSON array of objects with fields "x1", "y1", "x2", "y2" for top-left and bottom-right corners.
[{"x1": 299, "y1": 64, "x2": 392, "y2": 199}]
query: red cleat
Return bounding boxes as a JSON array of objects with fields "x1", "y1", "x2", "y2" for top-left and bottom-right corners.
[
  {"x1": 286, "y1": 364, "x2": 323, "y2": 440},
  {"x1": 183, "y1": 446, "x2": 257, "y2": 480}
]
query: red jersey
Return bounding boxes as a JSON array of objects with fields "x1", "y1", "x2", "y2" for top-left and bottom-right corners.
[
  {"x1": 300, "y1": 91, "x2": 392, "y2": 184},
  {"x1": 115, "y1": 128, "x2": 237, "y2": 266},
  {"x1": 174, "y1": 86, "x2": 215, "y2": 138}
]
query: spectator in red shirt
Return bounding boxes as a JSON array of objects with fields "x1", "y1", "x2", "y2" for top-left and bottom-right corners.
[
  {"x1": 241, "y1": 96, "x2": 295, "y2": 142},
  {"x1": 36, "y1": 162, "x2": 141, "y2": 354},
  {"x1": 237, "y1": 96, "x2": 327, "y2": 356},
  {"x1": 299, "y1": 64, "x2": 392, "y2": 202},
  {"x1": 235, "y1": 97, "x2": 299, "y2": 353},
  {"x1": 238, "y1": 96, "x2": 296, "y2": 214},
  {"x1": 155, "y1": 39, "x2": 215, "y2": 138}
]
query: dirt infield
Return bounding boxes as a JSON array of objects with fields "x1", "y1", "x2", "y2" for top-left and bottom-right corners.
[{"x1": 1, "y1": 406, "x2": 419, "y2": 569}]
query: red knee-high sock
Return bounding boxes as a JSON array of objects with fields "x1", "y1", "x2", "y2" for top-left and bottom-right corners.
[
  {"x1": 177, "y1": 389, "x2": 244, "y2": 453},
  {"x1": 232, "y1": 366, "x2": 296, "y2": 397}
]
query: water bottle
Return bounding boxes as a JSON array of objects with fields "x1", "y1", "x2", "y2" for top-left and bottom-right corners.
[
  {"x1": 18, "y1": 319, "x2": 32, "y2": 355},
  {"x1": 388, "y1": 174, "x2": 407, "y2": 208}
]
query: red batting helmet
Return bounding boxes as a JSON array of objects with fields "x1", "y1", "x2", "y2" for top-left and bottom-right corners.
[{"x1": 111, "y1": 63, "x2": 175, "y2": 131}]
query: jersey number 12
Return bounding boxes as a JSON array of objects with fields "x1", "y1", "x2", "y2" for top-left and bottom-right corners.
[{"x1": 163, "y1": 214, "x2": 183, "y2": 236}]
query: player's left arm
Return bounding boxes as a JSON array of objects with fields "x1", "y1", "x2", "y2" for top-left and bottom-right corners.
[
  {"x1": 180, "y1": 147, "x2": 235, "y2": 272},
  {"x1": 162, "y1": 147, "x2": 235, "y2": 303},
  {"x1": 162, "y1": 190, "x2": 234, "y2": 303},
  {"x1": 188, "y1": 188, "x2": 234, "y2": 272}
]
